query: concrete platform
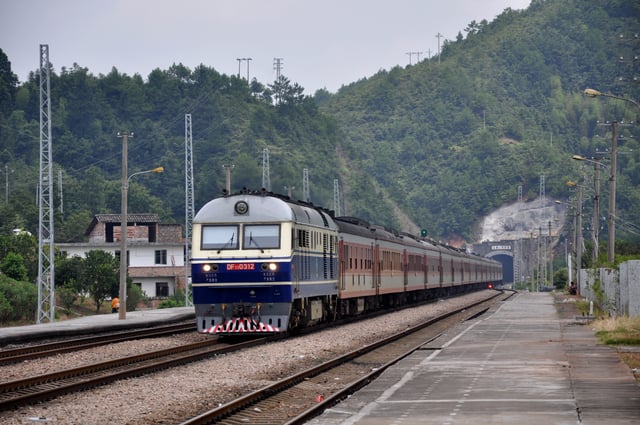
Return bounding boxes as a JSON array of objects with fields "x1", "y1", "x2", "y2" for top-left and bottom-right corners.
[
  {"x1": 309, "y1": 292, "x2": 640, "y2": 425},
  {"x1": 0, "y1": 306, "x2": 195, "y2": 345}
]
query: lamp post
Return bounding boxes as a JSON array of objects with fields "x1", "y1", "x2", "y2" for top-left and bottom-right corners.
[
  {"x1": 118, "y1": 157, "x2": 164, "y2": 321},
  {"x1": 584, "y1": 88, "x2": 640, "y2": 263}
]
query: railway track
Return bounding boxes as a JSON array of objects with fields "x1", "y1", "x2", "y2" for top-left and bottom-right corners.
[
  {"x1": 0, "y1": 322, "x2": 197, "y2": 365},
  {"x1": 180, "y1": 291, "x2": 513, "y2": 424},
  {"x1": 0, "y1": 337, "x2": 268, "y2": 411}
]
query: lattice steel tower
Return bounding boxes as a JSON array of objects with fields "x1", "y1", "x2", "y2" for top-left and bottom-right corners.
[
  {"x1": 184, "y1": 114, "x2": 194, "y2": 306},
  {"x1": 302, "y1": 168, "x2": 309, "y2": 202},
  {"x1": 37, "y1": 44, "x2": 55, "y2": 323},
  {"x1": 262, "y1": 148, "x2": 271, "y2": 191}
]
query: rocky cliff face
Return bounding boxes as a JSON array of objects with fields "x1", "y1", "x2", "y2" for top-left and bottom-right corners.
[{"x1": 478, "y1": 198, "x2": 566, "y2": 242}]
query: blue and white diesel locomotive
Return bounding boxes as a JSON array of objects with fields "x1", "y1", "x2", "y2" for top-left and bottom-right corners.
[{"x1": 191, "y1": 190, "x2": 502, "y2": 335}]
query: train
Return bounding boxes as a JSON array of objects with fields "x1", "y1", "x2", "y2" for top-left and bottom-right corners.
[{"x1": 190, "y1": 189, "x2": 503, "y2": 335}]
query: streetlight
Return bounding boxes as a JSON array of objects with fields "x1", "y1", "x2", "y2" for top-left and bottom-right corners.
[
  {"x1": 584, "y1": 88, "x2": 640, "y2": 262},
  {"x1": 118, "y1": 165, "x2": 164, "y2": 320}
]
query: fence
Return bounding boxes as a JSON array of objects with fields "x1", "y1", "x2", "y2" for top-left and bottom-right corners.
[{"x1": 578, "y1": 260, "x2": 640, "y2": 317}]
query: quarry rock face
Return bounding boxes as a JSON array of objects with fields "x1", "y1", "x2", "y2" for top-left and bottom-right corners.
[{"x1": 479, "y1": 199, "x2": 566, "y2": 242}]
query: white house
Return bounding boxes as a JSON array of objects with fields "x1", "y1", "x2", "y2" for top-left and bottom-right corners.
[{"x1": 57, "y1": 213, "x2": 186, "y2": 300}]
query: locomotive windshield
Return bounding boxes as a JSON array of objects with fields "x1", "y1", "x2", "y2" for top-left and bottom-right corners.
[
  {"x1": 243, "y1": 224, "x2": 280, "y2": 249},
  {"x1": 201, "y1": 225, "x2": 239, "y2": 250},
  {"x1": 200, "y1": 224, "x2": 280, "y2": 251}
]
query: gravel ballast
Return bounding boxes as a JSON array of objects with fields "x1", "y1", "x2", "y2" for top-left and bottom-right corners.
[{"x1": 1, "y1": 291, "x2": 494, "y2": 424}]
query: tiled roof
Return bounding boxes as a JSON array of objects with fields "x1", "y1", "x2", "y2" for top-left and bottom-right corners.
[
  {"x1": 85, "y1": 213, "x2": 161, "y2": 236},
  {"x1": 93, "y1": 213, "x2": 160, "y2": 223}
]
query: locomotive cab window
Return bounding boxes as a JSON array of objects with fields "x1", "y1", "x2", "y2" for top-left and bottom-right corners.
[
  {"x1": 243, "y1": 224, "x2": 280, "y2": 250},
  {"x1": 201, "y1": 225, "x2": 239, "y2": 250}
]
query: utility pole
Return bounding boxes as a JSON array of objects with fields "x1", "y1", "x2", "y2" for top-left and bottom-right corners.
[
  {"x1": 236, "y1": 58, "x2": 243, "y2": 78},
  {"x1": 2, "y1": 164, "x2": 13, "y2": 204},
  {"x1": 58, "y1": 169, "x2": 63, "y2": 216},
  {"x1": 285, "y1": 185, "x2": 295, "y2": 198},
  {"x1": 37, "y1": 44, "x2": 55, "y2": 324},
  {"x1": 608, "y1": 121, "x2": 617, "y2": 263},
  {"x1": 435, "y1": 32, "x2": 443, "y2": 64},
  {"x1": 405, "y1": 51, "x2": 422, "y2": 65},
  {"x1": 117, "y1": 131, "x2": 132, "y2": 320},
  {"x1": 223, "y1": 164, "x2": 234, "y2": 194},
  {"x1": 576, "y1": 184, "x2": 583, "y2": 295},
  {"x1": 246, "y1": 57, "x2": 252, "y2": 81},
  {"x1": 184, "y1": 114, "x2": 194, "y2": 307}
]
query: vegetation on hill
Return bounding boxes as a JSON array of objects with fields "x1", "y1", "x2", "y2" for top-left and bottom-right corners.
[
  {"x1": 320, "y1": 0, "x2": 640, "y2": 242},
  {"x1": 0, "y1": 0, "x2": 638, "y2": 251}
]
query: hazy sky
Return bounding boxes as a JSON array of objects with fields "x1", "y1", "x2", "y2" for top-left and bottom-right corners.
[{"x1": 1, "y1": 0, "x2": 530, "y2": 94}]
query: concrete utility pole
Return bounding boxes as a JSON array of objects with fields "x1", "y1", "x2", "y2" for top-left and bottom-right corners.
[
  {"x1": 236, "y1": 58, "x2": 243, "y2": 78},
  {"x1": 223, "y1": 164, "x2": 234, "y2": 194},
  {"x1": 435, "y1": 33, "x2": 443, "y2": 63},
  {"x1": 2, "y1": 164, "x2": 13, "y2": 204},
  {"x1": 608, "y1": 121, "x2": 617, "y2": 263},
  {"x1": 405, "y1": 51, "x2": 422, "y2": 65},
  {"x1": 117, "y1": 131, "x2": 132, "y2": 320}
]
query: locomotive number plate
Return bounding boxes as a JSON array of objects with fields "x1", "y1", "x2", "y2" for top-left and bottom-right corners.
[{"x1": 226, "y1": 263, "x2": 255, "y2": 271}]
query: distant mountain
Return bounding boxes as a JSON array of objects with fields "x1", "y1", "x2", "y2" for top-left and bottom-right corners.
[{"x1": 319, "y1": 0, "x2": 639, "y2": 243}]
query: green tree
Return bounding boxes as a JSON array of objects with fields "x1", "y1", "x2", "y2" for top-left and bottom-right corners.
[
  {"x1": 0, "y1": 275, "x2": 37, "y2": 323},
  {"x1": 0, "y1": 48, "x2": 18, "y2": 116},
  {"x1": 0, "y1": 251, "x2": 28, "y2": 281},
  {"x1": 82, "y1": 250, "x2": 119, "y2": 312}
]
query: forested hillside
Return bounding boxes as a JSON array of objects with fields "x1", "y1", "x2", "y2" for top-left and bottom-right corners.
[
  {"x1": 0, "y1": 0, "x2": 638, "y2": 248},
  {"x1": 320, "y1": 0, "x2": 640, "y2": 241}
]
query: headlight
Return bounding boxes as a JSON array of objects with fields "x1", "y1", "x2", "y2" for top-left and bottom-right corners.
[
  {"x1": 262, "y1": 262, "x2": 278, "y2": 271},
  {"x1": 202, "y1": 264, "x2": 218, "y2": 272}
]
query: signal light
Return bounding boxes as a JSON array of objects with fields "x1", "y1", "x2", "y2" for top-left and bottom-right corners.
[{"x1": 420, "y1": 229, "x2": 427, "y2": 237}]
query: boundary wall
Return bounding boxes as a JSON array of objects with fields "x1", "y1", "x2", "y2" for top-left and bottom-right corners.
[{"x1": 579, "y1": 260, "x2": 640, "y2": 316}]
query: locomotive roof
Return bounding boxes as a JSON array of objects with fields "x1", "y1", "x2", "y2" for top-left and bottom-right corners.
[{"x1": 194, "y1": 191, "x2": 337, "y2": 229}]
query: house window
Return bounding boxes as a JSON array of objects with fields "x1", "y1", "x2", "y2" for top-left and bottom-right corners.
[
  {"x1": 155, "y1": 250, "x2": 167, "y2": 265},
  {"x1": 156, "y1": 282, "x2": 169, "y2": 297},
  {"x1": 115, "y1": 250, "x2": 129, "y2": 266}
]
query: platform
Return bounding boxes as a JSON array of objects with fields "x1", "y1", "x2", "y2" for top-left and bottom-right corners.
[
  {"x1": 0, "y1": 306, "x2": 195, "y2": 345},
  {"x1": 309, "y1": 292, "x2": 640, "y2": 425}
]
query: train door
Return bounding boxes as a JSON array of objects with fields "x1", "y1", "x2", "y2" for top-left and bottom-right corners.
[
  {"x1": 439, "y1": 253, "x2": 444, "y2": 287},
  {"x1": 423, "y1": 253, "x2": 428, "y2": 289},
  {"x1": 403, "y1": 249, "x2": 408, "y2": 290},
  {"x1": 338, "y1": 238, "x2": 346, "y2": 291},
  {"x1": 374, "y1": 242, "x2": 380, "y2": 298}
]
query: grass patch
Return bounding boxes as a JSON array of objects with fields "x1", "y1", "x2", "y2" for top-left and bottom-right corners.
[{"x1": 592, "y1": 316, "x2": 640, "y2": 345}]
